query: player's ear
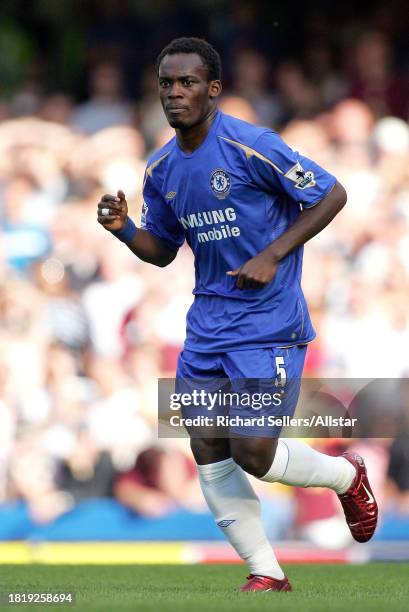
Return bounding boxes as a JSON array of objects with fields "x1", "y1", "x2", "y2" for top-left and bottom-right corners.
[{"x1": 209, "y1": 80, "x2": 222, "y2": 99}]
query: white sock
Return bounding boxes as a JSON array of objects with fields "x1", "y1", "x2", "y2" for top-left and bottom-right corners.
[
  {"x1": 197, "y1": 458, "x2": 285, "y2": 580},
  {"x1": 260, "y1": 439, "x2": 356, "y2": 494}
]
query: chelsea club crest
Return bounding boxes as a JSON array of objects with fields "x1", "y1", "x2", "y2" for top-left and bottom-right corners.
[{"x1": 210, "y1": 168, "x2": 231, "y2": 199}]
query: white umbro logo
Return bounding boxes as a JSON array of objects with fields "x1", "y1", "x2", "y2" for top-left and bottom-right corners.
[{"x1": 165, "y1": 191, "x2": 177, "y2": 200}]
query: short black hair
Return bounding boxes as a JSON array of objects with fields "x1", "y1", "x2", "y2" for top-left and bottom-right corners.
[{"x1": 156, "y1": 37, "x2": 221, "y2": 81}]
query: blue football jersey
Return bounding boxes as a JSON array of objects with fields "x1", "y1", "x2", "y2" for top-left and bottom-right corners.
[{"x1": 141, "y1": 111, "x2": 336, "y2": 352}]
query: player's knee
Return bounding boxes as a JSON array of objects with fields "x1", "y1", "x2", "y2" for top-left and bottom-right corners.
[
  {"x1": 232, "y1": 450, "x2": 270, "y2": 478},
  {"x1": 231, "y1": 438, "x2": 277, "y2": 478},
  {"x1": 190, "y1": 438, "x2": 230, "y2": 464}
]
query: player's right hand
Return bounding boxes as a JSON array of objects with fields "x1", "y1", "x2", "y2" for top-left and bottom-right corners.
[{"x1": 97, "y1": 189, "x2": 128, "y2": 232}]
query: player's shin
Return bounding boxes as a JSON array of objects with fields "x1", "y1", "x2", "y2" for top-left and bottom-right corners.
[
  {"x1": 260, "y1": 439, "x2": 356, "y2": 494},
  {"x1": 197, "y1": 458, "x2": 285, "y2": 580}
]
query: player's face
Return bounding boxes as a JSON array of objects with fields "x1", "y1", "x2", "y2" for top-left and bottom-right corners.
[{"x1": 158, "y1": 53, "x2": 221, "y2": 129}]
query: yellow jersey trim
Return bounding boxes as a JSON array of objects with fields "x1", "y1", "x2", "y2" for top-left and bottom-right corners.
[{"x1": 218, "y1": 136, "x2": 284, "y2": 175}]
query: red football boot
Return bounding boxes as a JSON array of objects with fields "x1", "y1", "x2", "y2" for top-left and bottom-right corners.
[
  {"x1": 238, "y1": 574, "x2": 292, "y2": 592},
  {"x1": 338, "y1": 451, "x2": 378, "y2": 543}
]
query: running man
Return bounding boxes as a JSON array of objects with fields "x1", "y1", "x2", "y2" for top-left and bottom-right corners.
[{"x1": 97, "y1": 37, "x2": 378, "y2": 592}]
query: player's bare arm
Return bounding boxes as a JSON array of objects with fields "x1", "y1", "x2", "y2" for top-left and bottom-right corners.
[
  {"x1": 228, "y1": 180, "x2": 347, "y2": 290},
  {"x1": 97, "y1": 189, "x2": 177, "y2": 267}
]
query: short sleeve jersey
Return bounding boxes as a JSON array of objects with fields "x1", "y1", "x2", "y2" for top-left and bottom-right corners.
[{"x1": 141, "y1": 111, "x2": 336, "y2": 353}]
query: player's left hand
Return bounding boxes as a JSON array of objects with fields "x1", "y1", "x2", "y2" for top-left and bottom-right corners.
[{"x1": 227, "y1": 250, "x2": 278, "y2": 290}]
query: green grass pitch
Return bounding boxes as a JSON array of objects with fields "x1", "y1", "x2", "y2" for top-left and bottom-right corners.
[{"x1": 0, "y1": 563, "x2": 408, "y2": 611}]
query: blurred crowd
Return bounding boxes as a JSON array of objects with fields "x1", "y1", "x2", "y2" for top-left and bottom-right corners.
[{"x1": 1, "y1": 5, "x2": 409, "y2": 541}]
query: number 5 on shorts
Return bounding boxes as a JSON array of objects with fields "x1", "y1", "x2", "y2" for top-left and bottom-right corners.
[{"x1": 274, "y1": 356, "x2": 287, "y2": 387}]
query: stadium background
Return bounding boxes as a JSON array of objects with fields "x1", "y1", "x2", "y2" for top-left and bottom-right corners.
[{"x1": 0, "y1": 0, "x2": 408, "y2": 564}]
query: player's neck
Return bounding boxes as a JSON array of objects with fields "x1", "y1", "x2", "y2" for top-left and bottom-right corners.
[{"x1": 176, "y1": 108, "x2": 218, "y2": 154}]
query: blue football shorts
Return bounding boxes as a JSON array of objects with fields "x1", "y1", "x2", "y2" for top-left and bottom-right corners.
[{"x1": 175, "y1": 345, "x2": 307, "y2": 438}]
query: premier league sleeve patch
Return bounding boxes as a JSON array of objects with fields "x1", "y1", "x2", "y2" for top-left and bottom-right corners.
[
  {"x1": 141, "y1": 200, "x2": 149, "y2": 227},
  {"x1": 210, "y1": 168, "x2": 231, "y2": 199},
  {"x1": 284, "y1": 162, "x2": 316, "y2": 190}
]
